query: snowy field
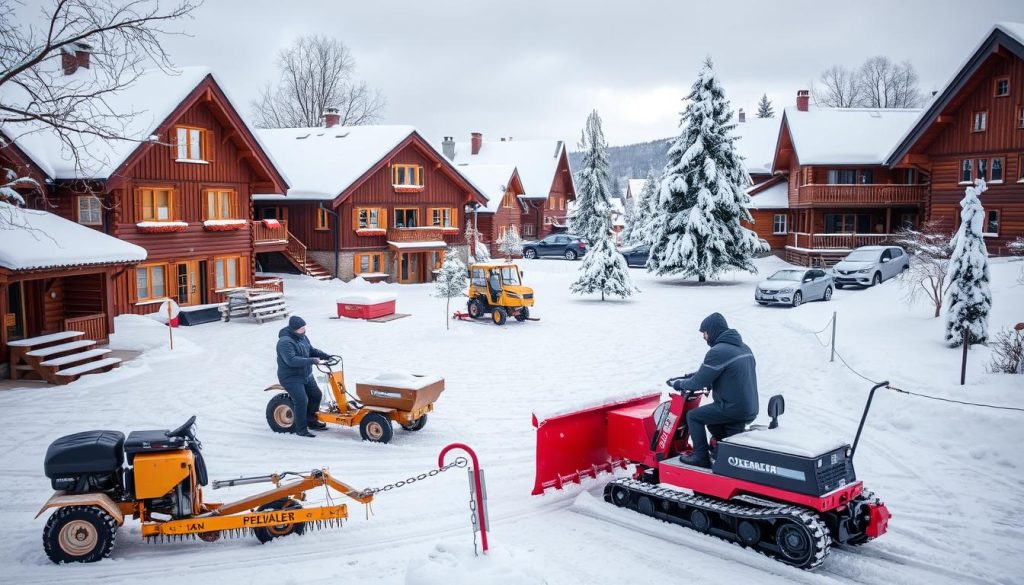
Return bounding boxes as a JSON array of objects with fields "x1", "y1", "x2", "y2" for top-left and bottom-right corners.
[{"x1": 1, "y1": 256, "x2": 1022, "y2": 584}]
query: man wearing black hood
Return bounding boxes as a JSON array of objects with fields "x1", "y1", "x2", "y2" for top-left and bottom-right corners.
[
  {"x1": 670, "y1": 313, "x2": 759, "y2": 468},
  {"x1": 276, "y1": 316, "x2": 331, "y2": 437}
]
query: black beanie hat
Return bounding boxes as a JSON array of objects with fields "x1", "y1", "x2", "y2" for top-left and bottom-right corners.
[{"x1": 289, "y1": 315, "x2": 307, "y2": 331}]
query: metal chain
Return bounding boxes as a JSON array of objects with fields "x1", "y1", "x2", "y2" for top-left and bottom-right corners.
[
  {"x1": 367, "y1": 456, "x2": 468, "y2": 494},
  {"x1": 469, "y1": 490, "x2": 479, "y2": 555}
]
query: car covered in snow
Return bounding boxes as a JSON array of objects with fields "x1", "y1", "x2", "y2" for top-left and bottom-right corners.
[
  {"x1": 755, "y1": 268, "x2": 833, "y2": 307},
  {"x1": 522, "y1": 234, "x2": 587, "y2": 260},
  {"x1": 618, "y1": 243, "x2": 649, "y2": 267},
  {"x1": 832, "y1": 245, "x2": 909, "y2": 288}
]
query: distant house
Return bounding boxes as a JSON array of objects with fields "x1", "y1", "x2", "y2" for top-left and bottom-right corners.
[
  {"x1": 442, "y1": 133, "x2": 576, "y2": 239},
  {"x1": 745, "y1": 176, "x2": 790, "y2": 250},
  {"x1": 254, "y1": 119, "x2": 487, "y2": 283},
  {"x1": 624, "y1": 179, "x2": 648, "y2": 207},
  {"x1": 610, "y1": 197, "x2": 627, "y2": 241},
  {"x1": 734, "y1": 111, "x2": 784, "y2": 186},
  {"x1": 454, "y1": 164, "x2": 526, "y2": 254}
]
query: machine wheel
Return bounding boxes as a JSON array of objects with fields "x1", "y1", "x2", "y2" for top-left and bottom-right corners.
[
  {"x1": 757, "y1": 301, "x2": 768, "y2": 306},
  {"x1": 253, "y1": 499, "x2": 305, "y2": 544},
  {"x1": 823, "y1": 286, "x2": 833, "y2": 301},
  {"x1": 524, "y1": 248, "x2": 537, "y2": 259},
  {"x1": 514, "y1": 307, "x2": 530, "y2": 322},
  {"x1": 775, "y1": 521, "x2": 815, "y2": 567},
  {"x1": 266, "y1": 393, "x2": 295, "y2": 433},
  {"x1": 835, "y1": 283, "x2": 844, "y2": 289},
  {"x1": 872, "y1": 272, "x2": 882, "y2": 286},
  {"x1": 737, "y1": 520, "x2": 762, "y2": 547},
  {"x1": 43, "y1": 505, "x2": 117, "y2": 564},
  {"x1": 564, "y1": 250, "x2": 577, "y2": 260},
  {"x1": 609, "y1": 485, "x2": 631, "y2": 507},
  {"x1": 467, "y1": 298, "x2": 486, "y2": 319},
  {"x1": 359, "y1": 413, "x2": 394, "y2": 443},
  {"x1": 689, "y1": 508, "x2": 711, "y2": 533},
  {"x1": 401, "y1": 414, "x2": 428, "y2": 432},
  {"x1": 492, "y1": 308, "x2": 508, "y2": 326},
  {"x1": 791, "y1": 292, "x2": 803, "y2": 307}
]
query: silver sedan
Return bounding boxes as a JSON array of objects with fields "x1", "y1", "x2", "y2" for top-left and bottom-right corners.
[{"x1": 755, "y1": 268, "x2": 834, "y2": 307}]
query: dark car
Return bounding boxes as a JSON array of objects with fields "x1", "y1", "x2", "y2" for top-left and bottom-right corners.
[
  {"x1": 522, "y1": 234, "x2": 587, "y2": 260},
  {"x1": 619, "y1": 243, "x2": 649, "y2": 267}
]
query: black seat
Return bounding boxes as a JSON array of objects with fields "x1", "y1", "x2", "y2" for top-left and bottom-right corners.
[
  {"x1": 124, "y1": 429, "x2": 188, "y2": 462},
  {"x1": 44, "y1": 430, "x2": 125, "y2": 478}
]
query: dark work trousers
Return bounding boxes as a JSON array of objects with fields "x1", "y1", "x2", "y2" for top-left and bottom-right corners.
[
  {"x1": 686, "y1": 403, "x2": 749, "y2": 459},
  {"x1": 282, "y1": 376, "x2": 323, "y2": 434}
]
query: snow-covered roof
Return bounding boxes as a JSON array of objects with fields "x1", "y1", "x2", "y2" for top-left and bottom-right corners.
[
  {"x1": 998, "y1": 21, "x2": 1024, "y2": 44},
  {"x1": 733, "y1": 117, "x2": 781, "y2": 175},
  {"x1": 625, "y1": 179, "x2": 647, "y2": 200},
  {"x1": 447, "y1": 138, "x2": 570, "y2": 199},
  {"x1": 454, "y1": 164, "x2": 517, "y2": 212},
  {"x1": 0, "y1": 203, "x2": 147, "y2": 271},
  {"x1": 254, "y1": 125, "x2": 416, "y2": 201},
  {"x1": 782, "y1": 106, "x2": 921, "y2": 165},
  {"x1": 747, "y1": 181, "x2": 788, "y2": 209}
]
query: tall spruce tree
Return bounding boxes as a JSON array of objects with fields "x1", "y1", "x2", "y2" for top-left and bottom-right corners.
[
  {"x1": 622, "y1": 168, "x2": 659, "y2": 246},
  {"x1": 756, "y1": 93, "x2": 775, "y2": 118},
  {"x1": 648, "y1": 58, "x2": 765, "y2": 282},
  {"x1": 569, "y1": 110, "x2": 637, "y2": 300},
  {"x1": 944, "y1": 180, "x2": 992, "y2": 347}
]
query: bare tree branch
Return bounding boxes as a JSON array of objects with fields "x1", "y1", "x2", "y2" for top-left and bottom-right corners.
[
  {"x1": 813, "y1": 56, "x2": 923, "y2": 109},
  {"x1": 812, "y1": 65, "x2": 863, "y2": 108}
]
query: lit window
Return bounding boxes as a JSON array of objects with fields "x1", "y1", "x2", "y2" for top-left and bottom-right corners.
[
  {"x1": 392, "y1": 164, "x2": 423, "y2": 187},
  {"x1": 773, "y1": 214, "x2": 787, "y2": 235},
  {"x1": 77, "y1": 195, "x2": 102, "y2": 225},
  {"x1": 991, "y1": 158, "x2": 1004, "y2": 183},
  {"x1": 175, "y1": 126, "x2": 205, "y2": 160},
  {"x1": 994, "y1": 78, "x2": 1010, "y2": 97},
  {"x1": 960, "y1": 160, "x2": 973, "y2": 183},
  {"x1": 138, "y1": 187, "x2": 175, "y2": 221},
  {"x1": 972, "y1": 111, "x2": 987, "y2": 132},
  {"x1": 205, "y1": 190, "x2": 236, "y2": 220},
  {"x1": 135, "y1": 265, "x2": 166, "y2": 300}
]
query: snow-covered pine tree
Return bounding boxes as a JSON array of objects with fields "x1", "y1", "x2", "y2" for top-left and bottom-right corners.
[
  {"x1": 624, "y1": 168, "x2": 660, "y2": 246},
  {"x1": 944, "y1": 179, "x2": 992, "y2": 347},
  {"x1": 434, "y1": 246, "x2": 468, "y2": 330},
  {"x1": 648, "y1": 58, "x2": 765, "y2": 282},
  {"x1": 498, "y1": 225, "x2": 524, "y2": 259},
  {"x1": 570, "y1": 224, "x2": 637, "y2": 301},
  {"x1": 756, "y1": 93, "x2": 775, "y2": 118},
  {"x1": 464, "y1": 218, "x2": 490, "y2": 262},
  {"x1": 620, "y1": 196, "x2": 637, "y2": 244},
  {"x1": 570, "y1": 110, "x2": 614, "y2": 243}
]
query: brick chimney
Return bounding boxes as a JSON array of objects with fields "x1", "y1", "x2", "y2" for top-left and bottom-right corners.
[
  {"x1": 323, "y1": 107, "x2": 341, "y2": 128},
  {"x1": 738, "y1": 108, "x2": 746, "y2": 123},
  {"x1": 61, "y1": 42, "x2": 92, "y2": 75},
  {"x1": 442, "y1": 136, "x2": 455, "y2": 160},
  {"x1": 471, "y1": 132, "x2": 482, "y2": 155},
  {"x1": 796, "y1": 90, "x2": 810, "y2": 112}
]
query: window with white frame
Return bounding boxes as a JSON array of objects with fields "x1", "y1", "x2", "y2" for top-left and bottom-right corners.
[
  {"x1": 772, "y1": 214, "x2": 787, "y2": 234},
  {"x1": 984, "y1": 210, "x2": 999, "y2": 236},
  {"x1": 960, "y1": 159, "x2": 973, "y2": 184},
  {"x1": 175, "y1": 126, "x2": 205, "y2": 160},
  {"x1": 991, "y1": 158, "x2": 1004, "y2": 183},
  {"x1": 972, "y1": 111, "x2": 987, "y2": 132},
  {"x1": 77, "y1": 195, "x2": 102, "y2": 225}
]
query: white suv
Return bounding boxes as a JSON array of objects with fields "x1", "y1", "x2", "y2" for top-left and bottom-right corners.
[{"x1": 832, "y1": 245, "x2": 909, "y2": 288}]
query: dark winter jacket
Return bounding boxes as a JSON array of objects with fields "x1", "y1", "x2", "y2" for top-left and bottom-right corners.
[
  {"x1": 674, "y1": 313, "x2": 759, "y2": 421},
  {"x1": 276, "y1": 327, "x2": 330, "y2": 384}
]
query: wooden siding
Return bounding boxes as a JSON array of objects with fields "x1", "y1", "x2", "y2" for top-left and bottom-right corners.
[
  {"x1": 743, "y1": 209, "x2": 789, "y2": 249},
  {"x1": 538, "y1": 151, "x2": 575, "y2": 237}
]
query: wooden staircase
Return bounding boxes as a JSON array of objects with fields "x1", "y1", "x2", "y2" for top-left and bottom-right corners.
[
  {"x1": 8, "y1": 331, "x2": 122, "y2": 385},
  {"x1": 221, "y1": 289, "x2": 290, "y2": 324},
  {"x1": 283, "y1": 231, "x2": 333, "y2": 281}
]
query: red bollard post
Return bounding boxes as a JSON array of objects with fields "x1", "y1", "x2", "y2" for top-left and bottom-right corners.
[{"x1": 439, "y1": 443, "x2": 488, "y2": 554}]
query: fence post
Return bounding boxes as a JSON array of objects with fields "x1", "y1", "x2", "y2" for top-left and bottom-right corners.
[
  {"x1": 830, "y1": 311, "x2": 837, "y2": 363},
  {"x1": 960, "y1": 328, "x2": 969, "y2": 386}
]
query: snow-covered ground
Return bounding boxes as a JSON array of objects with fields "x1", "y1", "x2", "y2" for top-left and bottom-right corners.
[{"x1": 1, "y1": 256, "x2": 1022, "y2": 584}]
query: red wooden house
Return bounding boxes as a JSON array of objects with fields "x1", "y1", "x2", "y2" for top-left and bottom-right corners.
[
  {"x1": 4, "y1": 66, "x2": 289, "y2": 315},
  {"x1": 254, "y1": 119, "x2": 487, "y2": 283},
  {"x1": 453, "y1": 164, "x2": 526, "y2": 254},
  {"x1": 887, "y1": 23, "x2": 1024, "y2": 255}
]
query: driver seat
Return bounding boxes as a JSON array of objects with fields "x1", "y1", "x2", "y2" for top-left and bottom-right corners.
[{"x1": 124, "y1": 428, "x2": 207, "y2": 486}]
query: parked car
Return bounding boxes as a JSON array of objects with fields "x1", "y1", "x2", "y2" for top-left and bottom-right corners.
[
  {"x1": 618, "y1": 243, "x2": 650, "y2": 267},
  {"x1": 522, "y1": 234, "x2": 587, "y2": 260},
  {"x1": 755, "y1": 268, "x2": 833, "y2": 307},
  {"x1": 832, "y1": 245, "x2": 909, "y2": 288}
]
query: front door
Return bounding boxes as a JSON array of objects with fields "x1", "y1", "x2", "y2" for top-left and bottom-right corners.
[
  {"x1": 5, "y1": 282, "x2": 26, "y2": 341},
  {"x1": 399, "y1": 252, "x2": 421, "y2": 284},
  {"x1": 175, "y1": 261, "x2": 201, "y2": 306}
]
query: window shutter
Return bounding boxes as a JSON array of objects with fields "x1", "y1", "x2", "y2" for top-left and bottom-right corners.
[
  {"x1": 379, "y1": 208, "x2": 387, "y2": 229},
  {"x1": 134, "y1": 189, "x2": 143, "y2": 222},
  {"x1": 352, "y1": 207, "x2": 359, "y2": 231},
  {"x1": 129, "y1": 268, "x2": 138, "y2": 302},
  {"x1": 200, "y1": 190, "x2": 209, "y2": 221},
  {"x1": 205, "y1": 130, "x2": 217, "y2": 162}
]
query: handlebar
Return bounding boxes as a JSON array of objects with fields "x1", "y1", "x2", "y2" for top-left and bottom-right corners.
[
  {"x1": 167, "y1": 415, "x2": 197, "y2": 440},
  {"x1": 314, "y1": 354, "x2": 343, "y2": 373}
]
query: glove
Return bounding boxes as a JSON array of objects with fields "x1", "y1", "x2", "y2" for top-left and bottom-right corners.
[
  {"x1": 671, "y1": 379, "x2": 686, "y2": 392},
  {"x1": 311, "y1": 358, "x2": 323, "y2": 365}
]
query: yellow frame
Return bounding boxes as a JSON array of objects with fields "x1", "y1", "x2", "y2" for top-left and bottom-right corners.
[
  {"x1": 134, "y1": 263, "x2": 168, "y2": 301},
  {"x1": 428, "y1": 207, "x2": 456, "y2": 228},
  {"x1": 316, "y1": 208, "x2": 330, "y2": 231},
  {"x1": 137, "y1": 186, "x2": 177, "y2": 222},
  {"x1": 392, "y1": 164, "x2": 423, "y2": 186},
  {"x1": 214, "y1": 256, "x2": 246, "y2": 289},
  {"x1": 354, "y1": 207, "x2": 386, "y2": 230},
  {"x1": 174, "y1": 125, "x2": 207, "y2": 161},
  {"x1": 353, "y1": 252, "x2": 385, "y2": 275},
  {"x1": 393, "y1": 207, "x2": 418, "y2": 228},
  {"x1": 205, "y1": 189, "x2": 238, "y2": 220}
]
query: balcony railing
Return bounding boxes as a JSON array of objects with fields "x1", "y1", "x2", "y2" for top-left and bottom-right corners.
[
  {"x1": 387, "y1": 226, "x2": 452, "y2": 242},
  {"x1": 796, "y1": 184, "x2": 926, "y2": 206},
  {"x1": 787, "y1": 232, "x2": 896, "y2": 251},
  {"x1": 253, "y1": 219, "x2": 288, "y2": 244},
  {"x1": 63, "y1": 313, "x2": 108, "y2": 343}
]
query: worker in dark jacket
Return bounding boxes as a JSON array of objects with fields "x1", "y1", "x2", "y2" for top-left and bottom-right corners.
[
  {"x1": 670, "y1": 313, "x2": 759, "y2": 468},
  {"x1": 276, "y1": 316, "x2": 331, "y2": 437}
]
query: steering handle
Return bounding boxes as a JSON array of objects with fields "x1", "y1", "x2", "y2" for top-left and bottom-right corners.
[{"x1": 167, "y1": 415, "x2": 196, "y2": 439}]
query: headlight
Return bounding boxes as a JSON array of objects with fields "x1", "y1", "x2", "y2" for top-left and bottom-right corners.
[
  {"x1": 506, "y1": 292, "x2": 521, "y2": 299},
  {"x1": 857, "y1": 269, "x2": 870, "y2": 274},
  {"x1": 779, "y1": 288, "x2": 793, "y2": 293}
]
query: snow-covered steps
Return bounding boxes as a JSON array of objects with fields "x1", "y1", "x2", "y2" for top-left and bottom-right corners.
[
  {"x1": 55, "y1": 357, "x2": 122, "y2": 381},
  {"x1": 40, "y1": 348, "x2": 113, "y2": 367},
  {"x1": 9, "y1": 333, "x2": 120, "y2": 385},
  {"x1": 25, "y1": 340, "x2": 97, "y2": 358}
]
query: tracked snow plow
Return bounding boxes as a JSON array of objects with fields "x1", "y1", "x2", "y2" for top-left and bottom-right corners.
[{"x1": 532, "y1": 382, "x2": 893, "y2": 570}]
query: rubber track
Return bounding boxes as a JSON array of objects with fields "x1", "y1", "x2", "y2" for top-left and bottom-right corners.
[{"x1": 606, "y1": 478, "x2": 832, "y2": 570}]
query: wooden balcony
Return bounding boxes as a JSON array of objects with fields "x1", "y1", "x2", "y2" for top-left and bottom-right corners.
[
  {"x1": 795, "y1": 184, "x2": 927, "y2": 207},
  {"x1": 387, "y1": 226, "x2": 453, "y2": 242},
  {"x1": 253, "y1": 219, "x2": 288, "y2": 252},
  {"x1": 787, "y1": 232, "x2": 896, "y2": 251}
]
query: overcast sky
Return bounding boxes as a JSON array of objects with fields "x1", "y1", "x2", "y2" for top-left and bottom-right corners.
[{"x1": 156, "y1": 0, "x2": 1024, "y2": 147}]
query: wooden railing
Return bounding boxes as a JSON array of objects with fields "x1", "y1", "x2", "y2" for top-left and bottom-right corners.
[
  {"x1": 788, "y1": 232, "x2": 895, "y2": 250},
  {"x1": 254, "y1": 219, "x2": 288, "y2": 244},
  {"x1": 796, "y1": 184, "x2": 927, "y2": 206},
  {"x1": 253, "y1": 277, "x2": 284, "y2": 294},
  {"x1": 63, "y1": 313, "x2": 108, "y2": 342},
  {"x1": 387, "y1": 226, "x2": 448, "y2": 242},
  {"x1": 286, "y1": 231, "x2": 306, "y2": 265}
]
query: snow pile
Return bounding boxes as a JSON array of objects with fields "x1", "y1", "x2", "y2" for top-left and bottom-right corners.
[
  {"x1": 533, "y1": 389, "x2": 662, "y2": 424},
  {"x1": 336, "y1": 292, "x2": 397, "y2": 304},
  {"x1": 405, "y1": 539, "x2": 546, "y2": 585},
  {"x1": 359, "y1": 371, "x2": 442, "y2": 390},
  {"x1": 203, "y1": 219, "x2": 248, "y2": 226},
  {"x1": 723, "y1": 426, "x2": 848, "y2": 458},
  {"x1": 455, "y1": 164, "x2": 518, "y2": 212},
  {"x1": 783, "y1": 106, "x2": 921, "y2": 165}
]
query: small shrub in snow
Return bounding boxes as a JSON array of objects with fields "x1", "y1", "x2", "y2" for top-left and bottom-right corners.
[
  {"x1": 988, "y1": 326, "x2": 1024, "y2": 375},
  {"x1": 1008, "y1": 236, "x2": 1024, "y2": 256},
  {"x1": 434, "y1": 246, "x2": 468, "y2": 330},
  {"x1": 896, "y1": 220, "x2": 953, "y2": 318},
  {"x1": 944, "y1": 180, "x2": 992, "y2": 347},
  {"x1": 497, "y1": 226, "x2": 523, "y2": 259}
]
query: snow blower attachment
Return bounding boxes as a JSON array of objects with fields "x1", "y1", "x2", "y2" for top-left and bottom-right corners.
[
  {"x1": 532, "y1": 382, "x2": 893, "y2": 570},
  {"x1": 38, "y1": 416, "x2": 374, "y2": 563}
]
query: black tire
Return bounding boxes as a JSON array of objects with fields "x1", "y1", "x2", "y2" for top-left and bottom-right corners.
[
  {"x1": 524, "y1": 248, "x2": 537, "y2": 259},
  {"x1": 359, "y1": 412, "x2": 394, "y2": 443},
  {"x1": 43, "y1": 506, "x2": 117, "y2": 564},
  {"x1": 253, "y1": 499, "x2": 305, "y2": 544},
  {"x1": 564, "y1": 249, "x2": 577, "y2": 260},
  {"x1": 401, "y1": 414, "x2": 428, "y2": 432},
  {"x1": 266, "y1": 393, "x2": 295, "y2": 433},
  {"x1": 514, "y1": 307, "x2": 530, "y2": 322},
  {"x1": 872, "y1": 272, "x2": 882, "y2": 286},
  {"x1": 492, "y1": 307, "x2": 508, "y2": 325},
  {"x1": 823, "y1": 286, "x2": 833, "y2": 301},
  {"x1": 467, "y1": 298, "x2": 486, "y2": 319},
  {"x1": 775, "y1": 521, "x2": 815, "y2": 567},
  {"x1": 757, "y1": 301, "x2": 769, "y2": 306},
  {"x1": 792, "y1": 291, "x2": 802, "y2": 307},
  {"x1": 835, "y1": 283, "x2": 844, "y2": 289}
]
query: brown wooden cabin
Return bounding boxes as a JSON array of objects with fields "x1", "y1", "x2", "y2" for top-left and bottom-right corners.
[
  {"x1": 455, "y1": 165, "x2": 526, "y2": 254},
  {"x1": 742, "y1": 176, "x2": 791, "y2": 251},
  {"x1": 254, "y1": 123, "x2": 487, "y2": 283},
  {"x1": 888, "y1": 24, "x2": 1024, "y2": 255}
]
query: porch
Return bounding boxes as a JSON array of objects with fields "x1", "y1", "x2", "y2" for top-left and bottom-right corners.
[
  {"x1": 387, "y1": 227, "x2": 448, "y2": 284},
  {"x1": 793, "y1": 184, "x2": 927, "y2": 207},
  {"x1": 784, "y1": 233, "x2": 897, "y2": 266},
  {"x1": 253, "y1": 218, "x2": 289, "y2": 253}
]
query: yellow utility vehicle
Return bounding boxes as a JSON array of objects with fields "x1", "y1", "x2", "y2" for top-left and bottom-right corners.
[
  {"x1": 465, "y1": 262, "x2": 536, "y2": 325},
  {"x1": 265, "y1": 355, "x2": 443, "y2": 443},
  {"x1": 39, "y1": 416, "x2": 372, "y2": 563}
]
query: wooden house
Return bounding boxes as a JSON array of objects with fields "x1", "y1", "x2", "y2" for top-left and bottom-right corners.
[
  {"x1": 454, "y1": 164, "x2": 526, "y2": 254},
  {"x1": 254, "y1": 121, "x2": 487, "y2": 283},
  {"x1": 744, "y1": 176, "x2": 791, "y2": 251}
]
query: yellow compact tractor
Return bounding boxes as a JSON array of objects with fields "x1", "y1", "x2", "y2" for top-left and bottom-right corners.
[
  {"x1": 463, "y1": 262, "x2": 537, "y2": 325},
  {"x1": 265, "y1": 355, "x2": 444, "y2": 443},
  {"x1": 39, "y1": 416, "x2": 373, "y2": 563}
]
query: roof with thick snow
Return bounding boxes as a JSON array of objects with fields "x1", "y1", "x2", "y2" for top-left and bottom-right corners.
[
  {"x1": 733, "y1": 117, "x2": 782, "y2": 175},
  {"x1": 0, "y1": 203, "x2": 147, "y2": 271},
  {"x1": 747, "y1": 181, "x2": 788, "y2": 210},
  {"x1": 447, "y1": 138, "x2": 571, "y2": 199},
  {"x1": 453, "y1": 164, "x2": 519, "y2": 212},
  {"x1": 254, "y1": 125, "x2": 417, "y2": 201},
  {"x1": 625, "y1": 179, "x2": 647, "y2": 200},
  {"x1": 779, "y1": 106, "x2": 921, "y2": 166}
]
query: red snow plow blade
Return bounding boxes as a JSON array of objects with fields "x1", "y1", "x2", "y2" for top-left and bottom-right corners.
[{"x1": 531, "y1": 393, "x2": 661, "y2": 495}]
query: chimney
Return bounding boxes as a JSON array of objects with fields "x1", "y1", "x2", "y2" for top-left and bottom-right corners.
[
  {"x1": 323, "y1": 107, "x2": 341, "y2": 128},
  {"x1": 500, "y1": 137, "x2": 506, "y2": 142},
  {"x1": 471, "y1": 132, "x2": 482, "y2": 155},
  {"x1": 442, "y1": 136, "x2": 455, "y2": 160},
  {"x1": 61, "y1": 41, "x2": 92, "y2": 75},
  {"x1": 796, "y1": 89, "x2": 810, "y2": 112},
  {"x1": 738, "y1": 108, "x2": 746, "y2": 123}
]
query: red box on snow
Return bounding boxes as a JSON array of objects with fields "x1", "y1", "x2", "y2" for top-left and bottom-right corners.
[{"x1": 336, "y1": 293, "x2": 396, "y2": 319}]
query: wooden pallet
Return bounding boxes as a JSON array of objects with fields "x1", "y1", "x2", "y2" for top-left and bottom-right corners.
[{"x1": 221, "y1": 288, "x2": 290, "y2": 324}]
